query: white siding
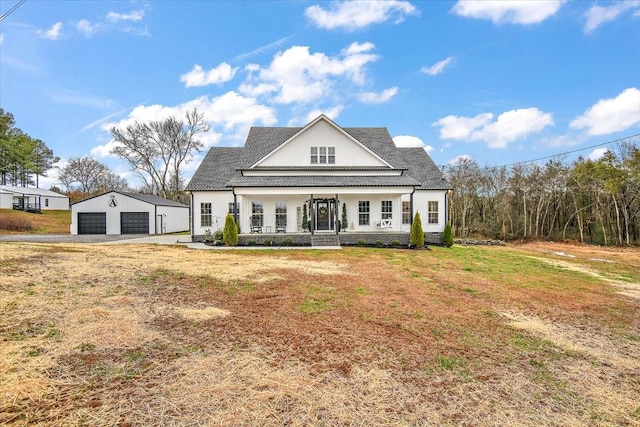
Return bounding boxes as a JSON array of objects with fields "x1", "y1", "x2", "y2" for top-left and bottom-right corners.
[
  {"x1": 411, "y1": 190, "x2": 447, "y2": 233},
  {"x1": 157, "y1": 206, "x2": 190, "y2": 234},
  {"x1": 191, "y1": 191, "x2": 236, "y2": 235},
  {"x1": 258, "y1": 120, "x2": 388, "y2": 168}
]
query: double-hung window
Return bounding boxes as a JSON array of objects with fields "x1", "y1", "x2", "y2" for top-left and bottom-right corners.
[
  {"x1": 201, "y1": 202, "x2": 212, "y2": 227},
  {"x1": 402, "y1": 201, "x2": 411, "y2": 224},
  {"x1": 228, "y1": 202, "x2": 239, "y2": 216},
  {"x1": 252, "y1": 201, "x2": 264, "y2": 226},
  {"x1": 310, "y1": 147, "x2": 318, "y2": 164},
  {"x1": 381, "y1": 200, "x2": 392, "y2": 220},
  {"x1": 358, "y1": 201, "x2": 370, "y2": 226},
  {"x1": 428, "y1": 201, "x2": 439, "y2": 224},
  {"x1": 276, "y1": 201, "x2": 287, "y2": 228}
]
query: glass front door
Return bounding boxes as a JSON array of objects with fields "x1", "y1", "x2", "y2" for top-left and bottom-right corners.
[{"x1": 314, "y1": 199, "x2": 334, "y2": 231}]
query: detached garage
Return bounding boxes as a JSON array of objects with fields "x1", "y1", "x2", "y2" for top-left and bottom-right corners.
[{"x1": 71, "y1": 191, "x2": 189, "y2": 235}]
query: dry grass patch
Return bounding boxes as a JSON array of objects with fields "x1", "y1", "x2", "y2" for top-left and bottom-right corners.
[{"x1": 1, "y1": 241, "x2": 638, "y2": 426}]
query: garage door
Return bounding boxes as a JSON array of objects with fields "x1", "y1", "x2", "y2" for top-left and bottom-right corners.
[
  {"x1": 78, "y1": 212, "x2": 106, "y2": 234},
  {"x1": 121, "y1": 212, "x2": 149, "y2": 234}
]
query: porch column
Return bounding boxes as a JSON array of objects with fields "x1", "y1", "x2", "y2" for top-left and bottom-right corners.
[
  {"x1": 410, "y1": 192, "x2": 414, "y2": 226},
  {"x1": 233, "y1": 193, "x2": 238, "y2": 225},
  {"x1": 309, "y1": 194, "x2": 314, "y2": 235},
  {"x1": 335, "y1": 193, "x2": 339, "y2": 235}
]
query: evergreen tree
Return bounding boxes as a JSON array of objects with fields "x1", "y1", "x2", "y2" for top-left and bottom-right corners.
[
  {"x1": 223, "y1": 214, "x2": 238, "y2": 246},
  {"x1": 410, "y1": 212, "x2": 425, "y2": 248},
  {"x1": 341, "y1": 203, "x2": 348, "y2": 231},
  {"x1": 302, "y1": 203, "x2": 309, "y2": 231},
  {"x1": 442, "y1": 222, "x2": 454, "y2": 248}
]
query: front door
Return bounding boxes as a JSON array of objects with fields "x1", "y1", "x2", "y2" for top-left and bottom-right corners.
[{"x1": 315, "y1": 199, "x2": 334, "y2": 231}]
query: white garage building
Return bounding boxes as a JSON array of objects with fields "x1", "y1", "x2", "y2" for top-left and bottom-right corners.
[{"x1": 71, "y1": 191, "x2": 190, "y2": 235}]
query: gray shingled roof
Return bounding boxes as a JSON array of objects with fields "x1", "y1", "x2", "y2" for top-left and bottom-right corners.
[
  {"x1": 186, "y1": 122, "x2": 450, "y2": 192},
  {"x1": 227, "y1": 175, "x2": 420, "y2": 188},
  {"x1": 398, "y1": 148, "x2": 453, "y2": 190},
  {"x1": 185, "y1": 147, "x2": 244, "y2": 191},
  {"x1": 72, "y1": 191, "x2": 188, "y2": 207},
  {"x1": 121, "y1": 192, "x2": 189, "y2": 207}
]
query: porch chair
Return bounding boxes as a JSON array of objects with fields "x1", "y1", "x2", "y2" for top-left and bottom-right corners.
[
  {"x1": 250, "y1": 216, "x2": 262, "y2": 233},
  {"x1": 377, "y1": 218, "x2": 392, "y2": 229},
  {"x1": 275, "y1": 218, "x2": 286, "y2": 233}
]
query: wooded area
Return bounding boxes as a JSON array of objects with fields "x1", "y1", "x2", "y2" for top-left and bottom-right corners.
[
  {"x1": 0, "y1": 109, "x2": 58, "y2": 188},
  {"x1": 445, "y1": 138, "x2": 640, "y2": 245}
]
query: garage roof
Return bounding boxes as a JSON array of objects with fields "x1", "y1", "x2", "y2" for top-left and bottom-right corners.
[{"x1": 72, "y1": 191, "x2": 188, "y2": 207}]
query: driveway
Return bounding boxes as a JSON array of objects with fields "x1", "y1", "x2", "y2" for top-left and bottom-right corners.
[{"x1": 0, "y1": 234, "x2": 188, "y2": 244}]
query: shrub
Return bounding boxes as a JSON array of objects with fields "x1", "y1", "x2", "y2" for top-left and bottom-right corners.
[
  {"x1": 374, "y1": 240, "x2": 384, "y2": 247},
  {"x1": 223, "y1": 214, "x2": 238, "y2": 246},
  {"x1": 247, "y1": 240, "x2": 257, "y2": 246},
  {"x1": 302, "y1": 204, "x2": 309, "y2": 231},
  {"x1": 390, "y1": 240, "x2": 401, "y2": 246},
  {"x1": 264, "y1": 239, "x2": 275, "y2": 246},
  {"x1": 203, "y1": 229, "x2": 213, "y2": 243},
  {"x1": 282, "y1": 238, "x2": 293, "y2": 246},
  {"x1": 0, "y1": 216, "x2": 34, "y2": 231},
  {"x1": 410, "y1": 212, "x2": 425, "y2": 248},
  {"x1": 442, "y1": 222, "x2": 454, "y2": 248},
  {"x1": 357, "y1": 239, "x2": 366, "y2": 246},
  {"x1": 213, "y1": 229, "x2": 224, "y2": 241}
]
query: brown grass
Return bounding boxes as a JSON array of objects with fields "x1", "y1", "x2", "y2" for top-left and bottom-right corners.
[
  {"x1": 0, "y1": 242, "x2": 638, "y2": 426},
  {"x1": 0, "y1": 209, "x2": 70, "y2": 234}
]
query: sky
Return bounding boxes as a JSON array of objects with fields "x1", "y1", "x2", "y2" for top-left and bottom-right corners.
[{"x1": 1, "y1": 0, "x2": 639, "y2": 189}]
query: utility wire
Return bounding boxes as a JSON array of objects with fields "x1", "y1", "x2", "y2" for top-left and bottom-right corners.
[
  {"x1": 0, "y1": 0, "x2": 26, "y2": 23},
  {"x1": 441, "y1": 132, "x2": 640, "y2": 170}
]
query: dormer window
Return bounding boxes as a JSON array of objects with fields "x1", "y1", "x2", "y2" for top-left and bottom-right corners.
[{"x1": 311, "y1": 146, "x2": 335, "y2": 164}]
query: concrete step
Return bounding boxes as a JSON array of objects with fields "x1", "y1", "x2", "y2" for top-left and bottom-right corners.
[{"x1": 310, "y1": 234, "x2": 340, "y2": 247}]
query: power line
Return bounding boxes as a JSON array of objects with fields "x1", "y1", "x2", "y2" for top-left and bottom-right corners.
[
  {"x1": 441, "y1": 132, "x2": 640, "y2": 170},
  {"x1": 0, "y1": 0, "x2": 26, "y2": 23}
]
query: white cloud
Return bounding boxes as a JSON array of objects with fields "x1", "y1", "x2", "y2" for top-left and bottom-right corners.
[
  {"x1": 96, "y1": 92, "x2": 277, "y2": 158},
  {"x1": 239, "y1": 43, "x2": 379, "y2": 104},
  {"x1": 570, "y1": 88, "x2": 640, "y2": 136},
  {"x1": 393, "y1": 135, "x2": 433, "y2": 154},
  {"x1": 588, "y1": 147, "x2": 609, "y2": 161},
  {"x1": 584, "y1": 1, "x2": 640, "y2": 33},
  {"x1": 77, "y1": 19, "x2": 99, "y2": 37},
  {"x1": 421, "y1": 57, "x2": 454, "y2": 76},
  {"x1": 303, "y1": 105, "x2": 344, "y2": 124},
  {"x1": 358, "y1": 87, "x2": 398, "y2": 104},
  {"x1": 180, "y1": 63, "x2": 239, "y2": 88},
  {"x1": 451, "y1": 0, "x2": 565, "y2": 25},
  {"x1": 106, "y1": 10, "x2": 145, "y2": 22},
  {"x1": 305, "y1": 0, "x2": 418, "y2": 31},
  {"x1": 433, "y1": 108, "x2": 554, "y2": 148},
  {"x1": 37, "y1": 22, "x2": 63, "y2": 40}
]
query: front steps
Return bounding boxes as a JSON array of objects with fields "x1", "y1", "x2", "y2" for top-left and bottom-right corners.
[{"x1": 310, "y1": 234, "x2": 340, "y2": 247}]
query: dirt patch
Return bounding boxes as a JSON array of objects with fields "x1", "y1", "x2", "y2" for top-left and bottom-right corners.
[{"x1": 1, "y1": 241, "x2": 639, "y2": 426}]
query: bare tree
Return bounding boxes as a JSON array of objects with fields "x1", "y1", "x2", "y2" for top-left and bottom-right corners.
[
  {"x1": 57, "y1": 156, "x2": 128, "y2": 197},
  {"x1": 109, "y1": 108, "x2": 209, "y2": 201}
]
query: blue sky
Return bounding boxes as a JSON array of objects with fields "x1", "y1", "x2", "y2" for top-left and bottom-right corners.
[{"x1": 1, "y1": 0, "x2": 639, "y2": 189}]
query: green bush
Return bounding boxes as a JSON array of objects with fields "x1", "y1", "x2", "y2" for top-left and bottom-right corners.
[
  {"x1": 357, "y1": 239, "x2": 366, "y2": 246},
  {"x1": 410, "y1": 212, "x2": 425, "y2": 248},
  {"x1": 282, "y1": 238, "x2": 293, "y2": 246},
  {"x1": 213, "y1": 229, "x2": 224, "y2": 241},
  {"x1": 375, "y1": 240, "x2": 384, "y2": 247},
  {"x1": 442, "y1": 222, "x2": 454, "y2": 248},
  {"x1": 247, "y1": 240, "x2": 256, "y2": 246},
  {"x1": 390, "y1": 240, "x2": 400, "y2": 246},
  {"x1": 223, "y1": 214, "x2": 238, "y2": 246},
  {"x1": 341, "y1": 203, "x2": 348, "y2": 231}
]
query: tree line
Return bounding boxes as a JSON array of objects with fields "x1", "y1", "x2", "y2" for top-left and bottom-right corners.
[
  {"x1": 445, "y1": 139, "x2": 640, "y2": 245},
  {"x1": 0, "y1": 108, "x2": 59, "y2": 188},
  {"x1": 1, "y1": 108, "x2": 207, "y2": 205}
]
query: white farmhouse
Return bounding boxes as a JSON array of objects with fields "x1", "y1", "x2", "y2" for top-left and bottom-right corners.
[
  {"x1": 186, "y1": 115, "x2": 452, "y2": 246},
  {"x1": 0, "y1": 184, "x2": 69, "y2": 212},
  {"x1": 71, "y1": 191, "x2": 190, "y2": 235}
]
